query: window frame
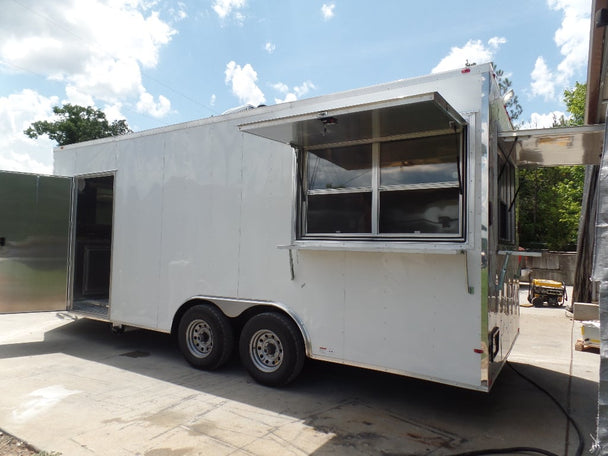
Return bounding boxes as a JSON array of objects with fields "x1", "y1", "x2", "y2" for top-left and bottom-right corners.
[
  {"x1": 297, "y1": 128, "x2": 467, "y2": 241},
  {"x1": 497, "y1": 148, "x2": 517, "y2": 245}
]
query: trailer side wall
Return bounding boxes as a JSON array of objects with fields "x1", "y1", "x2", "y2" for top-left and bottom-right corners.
[{"x1": 55, "y1": 65, "x2": 509, "y2": 390}]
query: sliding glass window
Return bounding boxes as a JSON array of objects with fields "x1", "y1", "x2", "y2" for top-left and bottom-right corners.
[{"x1": 301, "y1": 131, "x2": 465, "y2": 240}]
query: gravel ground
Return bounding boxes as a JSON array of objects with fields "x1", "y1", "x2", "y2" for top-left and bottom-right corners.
[{"x1": 0, "y1": 430, "x2": 39, "y2": 456}]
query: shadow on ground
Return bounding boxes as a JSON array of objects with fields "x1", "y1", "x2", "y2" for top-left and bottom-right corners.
[{"x1": 0, "y1": 314, "x2": 596, "y2": 455}]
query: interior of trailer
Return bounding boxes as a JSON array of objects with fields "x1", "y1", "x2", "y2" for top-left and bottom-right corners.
[{"x1": 71, "y1": 174, "x2": 114, "y2": 318}]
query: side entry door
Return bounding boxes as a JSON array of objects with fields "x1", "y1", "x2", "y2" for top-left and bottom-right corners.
[{"x1": 0, "y1": 171, "x2": 72, "y2": 313}]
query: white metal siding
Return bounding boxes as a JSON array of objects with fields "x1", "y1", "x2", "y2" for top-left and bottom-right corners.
[{"x1": 54, "y1": 65, "x2": 494, "y2": 389}]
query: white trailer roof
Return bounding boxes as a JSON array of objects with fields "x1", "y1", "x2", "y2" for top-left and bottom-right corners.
[{"x1": 498, "y1": 124, "x2": 604, "y2": 167}]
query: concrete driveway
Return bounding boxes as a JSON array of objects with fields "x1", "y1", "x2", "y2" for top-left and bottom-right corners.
[{"x1": 0, "y1": 294, "x2": 599, "y2": 455}]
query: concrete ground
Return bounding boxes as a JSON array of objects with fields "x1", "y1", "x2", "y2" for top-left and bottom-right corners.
[{"x1": 0, "y1": 287, "x2": 599, "y2": 456}]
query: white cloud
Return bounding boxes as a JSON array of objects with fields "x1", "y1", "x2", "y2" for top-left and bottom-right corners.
[
  {"x1": 520, "y1": 110, "x2": 566, "y2": 129},
  {"x1": 548, "y1": 0, "x2": 589, "y2": 82},
  {"x1": 272, "y1": 82, "x2": 289, "y2": 94},
  {"x1": 224, "y1": 61, "x2": 265, "y2": 106},
  {"x1": 64, "y1": 85, "x2": 95, "y2": 108},
  {"x1": 67, "y1": 58, "x2": 142, "y2": 101},
  {"x1": 136, "y1": 91, "x2": 171, "y2": 118},
  {"x1": 273, "y1": 81, "x2": 316, "y2": 104},
  {"x1": 530, "y1": 57, "x2": 556, "y2": 101},
  {"x1": 170, "y1": 2, "x2": 188, "y2": 21},
  {"x1": 275, "y1": 93, "x2": 298, "y2": 104},
  {"x1": 265, "y1": 42, "x2": 276, "y2": 54},
  {"x1": 102, "y1": 102, "x2": 126, "y2": 122},
  {"x1": 321, "y1": 3, "x2": 335, "y2": 20},
  {"x1": 488, "y1": 37, "x2": 507, "y2": 49},
  {"x1": 0, "y1": 150, "x2": 52, "y2": 174},
  {"x1": 294, "y1": 81, "x2": 316, "y2": 98},
  {"x1": 431, "y1": 37, "x2": 506, "y2": 73},
  {"x1": 210, "y1": 94, "x2": 217, "y2": 106},
  {"x1": 529, "y1": 0, "x2": 589, "y2": 101},
  {"x1": 213, "y1": 0, "x2": 246, "y2": 19},
  {"x1": 0, "y1": 0, "x2": 176, "y2": 118},
  {"x1": 0, "y1": 89, "x2": 58, "y2": 173},
  {"x1": 0, "y1": 1, "x2": 178, "y2": 172}
]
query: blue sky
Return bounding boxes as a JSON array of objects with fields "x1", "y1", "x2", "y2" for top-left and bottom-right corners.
[{"x1": 0, "y1": 0, "x2": 590, "y2": 173}]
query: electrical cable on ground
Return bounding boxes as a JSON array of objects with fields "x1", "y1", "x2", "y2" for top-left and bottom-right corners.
[
  {"x1": 564, "y1": 310, "x2": 577, "y2": 454},
  {"x1": 448, "y1": 361, "x2": 585, "y2": 456},
  {"x1": 448, "y1": 447, "x2": 558, "y2": 456}
]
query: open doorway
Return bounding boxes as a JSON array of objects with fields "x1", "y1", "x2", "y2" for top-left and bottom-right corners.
[{"x1": 71, "y1": 174, "x2": 114, "y2": 318}]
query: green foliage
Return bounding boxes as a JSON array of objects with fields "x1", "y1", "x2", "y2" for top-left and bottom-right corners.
[
  {"x1": 518, "y1": 82, "x2": 587, "y2": 251},
  {"x1": 24, "y1": 104, "x2": 131, "y2": 146},
  {"x1": 518, "y1": 166, "x2": 584, "y2": 250},
  {"x1": 553, "y1": 82, "x2": 586, "y2": 127},
  {"x1": 494, "y1": 65, "x2": 523, "y2": 122},
  {"x1": 563, "y1": 82, "x2": 586, "y2": 125}
]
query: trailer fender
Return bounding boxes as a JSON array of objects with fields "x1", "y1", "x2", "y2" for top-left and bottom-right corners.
[{"x1": 173, "y1": 296, "x2": 312, "y2": 357}]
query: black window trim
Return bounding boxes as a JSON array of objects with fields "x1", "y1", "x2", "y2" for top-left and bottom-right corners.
[
  {"x1": 297, "y1": 127, "x2": 468, "y2": 242},
  {"x1": 497, "y1": 143, "x2": 517, "y2": 245}
]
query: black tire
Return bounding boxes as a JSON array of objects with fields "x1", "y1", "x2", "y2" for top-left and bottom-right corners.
[
  {"x1": 178, "y1": 304, "x2": 234, "y2": 370},
  {"x1": 110, "y1": 324, "x2": 125, "y2": 335},
  {"x1": 532, "y1": 297, "x2": 544, "y2": 308},
  {"x1": 239, "y1": 312, "x2": 305, "y2": 387}
]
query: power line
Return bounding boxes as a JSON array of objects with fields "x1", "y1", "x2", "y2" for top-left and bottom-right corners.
[{"x1": 0, "y1": 59, "x2": 47, "y2": 79}]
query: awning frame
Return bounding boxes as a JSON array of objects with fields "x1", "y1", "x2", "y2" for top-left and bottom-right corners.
[
  {"x1": 498, "y1": 124, "x2": 605, "y2": 167},
  {"x1": 239, "y1": 92, "x2": 467, "y2": 150}
]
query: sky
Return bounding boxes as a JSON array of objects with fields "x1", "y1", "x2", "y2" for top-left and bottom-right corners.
[{"x1": 0, "y1": 0, "x2": 591, "y2": 174}]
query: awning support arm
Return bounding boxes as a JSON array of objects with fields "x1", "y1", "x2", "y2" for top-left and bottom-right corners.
[
  {"x1": 498, "y1": 139, "x2": 517, "y2": 181},
  {"x1": 508, "y1": 182, "x2": 522, "y2": 213}
]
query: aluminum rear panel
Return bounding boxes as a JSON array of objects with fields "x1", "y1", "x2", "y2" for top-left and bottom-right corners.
[{"x1": 0, "y1": 172, "x2": 71, "y2": 313}]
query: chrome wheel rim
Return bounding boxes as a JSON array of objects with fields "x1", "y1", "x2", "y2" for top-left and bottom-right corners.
[
  {"x1": 186, "y1": 319, "x2": 213, "y2": 358},
  {"x1": 250, "y1": 329, "x2": 283, "y2": 372}
]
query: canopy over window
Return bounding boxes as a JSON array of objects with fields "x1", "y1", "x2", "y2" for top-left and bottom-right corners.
[
  {"x1": 239, "y1": 92, "x2": 467, "y2": 149},
  {"x1": 499, "y1": 124, "x2": 604, "y2": 167}
]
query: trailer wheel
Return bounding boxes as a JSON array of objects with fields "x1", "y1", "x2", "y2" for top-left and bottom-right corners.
[
  {"x1": 239, "y1": 312, "x2": 305, "y2": 387},
  {"x1": 178, "y1": 304, "x2": 234, "y2": 370}
]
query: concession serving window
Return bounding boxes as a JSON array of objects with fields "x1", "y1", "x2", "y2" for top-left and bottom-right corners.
[{"x1": 241, "y1": 92, "x2": 469, "y2": 248}]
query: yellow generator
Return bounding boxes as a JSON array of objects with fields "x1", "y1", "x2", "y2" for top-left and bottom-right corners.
[{"x1": 527, "y1": 278, "x2": 568, "y2": 307}]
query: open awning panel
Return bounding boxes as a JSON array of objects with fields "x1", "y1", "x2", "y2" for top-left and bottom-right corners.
[
  {"x1": 499, "y1": 124, "x2": 604, "y2": 167},
  {"x1": 240, "y1": 92, "x2": 467, "y2": 149}
]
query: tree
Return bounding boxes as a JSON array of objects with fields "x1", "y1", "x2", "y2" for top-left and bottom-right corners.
[
  {"x1": 553, "y1": 82, "x2": 586, "y2": 127},
  {"x1": 24, "y1": 104, "x2": 131, "y2": 146},
  {"x1": 518, "y1": 83, "x2": 587, "y2": 251},
  {"x1": 494, "y1": 65, "x2": 523, "y2": 123},
  {"x1": 518, "y1": 166, "x2": 584, "y2": 250}
]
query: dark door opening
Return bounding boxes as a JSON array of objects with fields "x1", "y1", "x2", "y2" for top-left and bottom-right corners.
[{"x1": 72, "y1": 175, "x2": 114, "y2": 318}]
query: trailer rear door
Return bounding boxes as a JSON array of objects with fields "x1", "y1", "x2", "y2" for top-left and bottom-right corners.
[{"x1": 0, "y1": 171, "x2": 71, "y2": 313}]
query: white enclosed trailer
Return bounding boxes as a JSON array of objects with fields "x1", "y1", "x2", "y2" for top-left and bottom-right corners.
[{"x1": 0, "y1": 64, "x2": 521, "y2": 391}]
